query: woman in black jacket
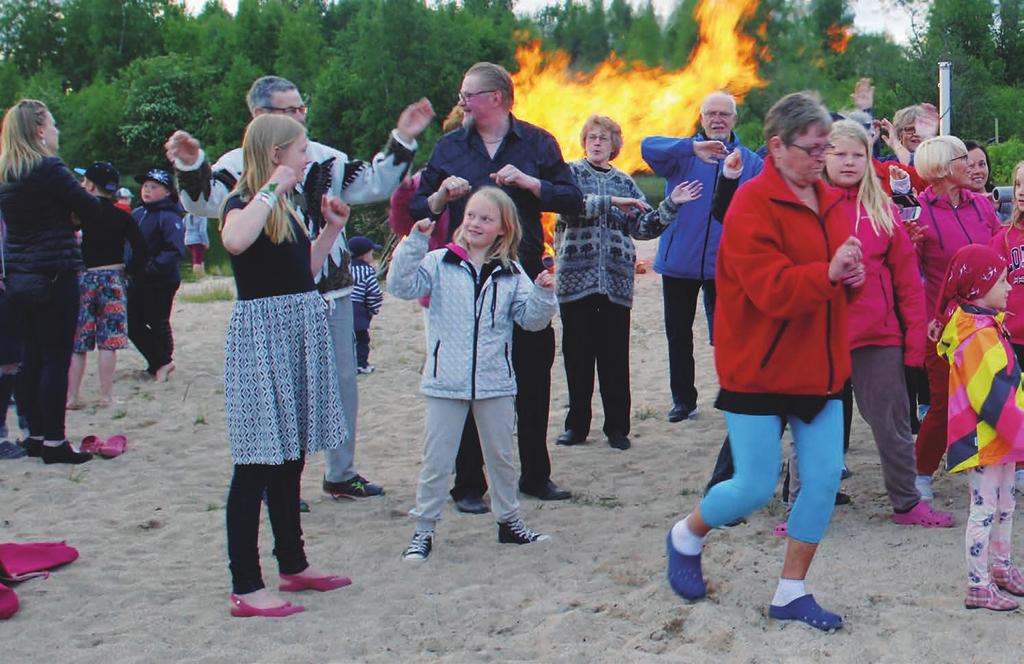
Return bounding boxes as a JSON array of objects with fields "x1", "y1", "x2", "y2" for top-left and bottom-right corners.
[{"x1": 0, "y1": 99, "x2": 101, "y2": 464}]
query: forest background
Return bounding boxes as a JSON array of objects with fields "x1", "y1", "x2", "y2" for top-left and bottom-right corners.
[{"x1": 2, "y1": 0, "x2": 1023, "y2": 249}]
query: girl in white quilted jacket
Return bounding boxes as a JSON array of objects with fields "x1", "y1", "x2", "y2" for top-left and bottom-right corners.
[{"x1": 390, "y1": 187, "x2": 558, "y2": 561}]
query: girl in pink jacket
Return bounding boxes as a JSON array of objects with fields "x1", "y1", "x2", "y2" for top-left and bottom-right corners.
[{"x1": 825, "y1": 120, "x2": 953, "y2": 527}]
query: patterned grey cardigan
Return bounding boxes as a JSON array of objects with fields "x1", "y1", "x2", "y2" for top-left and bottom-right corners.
[{"x1": 554, "y1": 159, "x2": 679, "y2": 307}]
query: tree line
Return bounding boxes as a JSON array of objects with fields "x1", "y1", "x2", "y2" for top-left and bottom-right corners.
[{"x1": 1, "y1": 0, "x2": 1023, "y2": 185}]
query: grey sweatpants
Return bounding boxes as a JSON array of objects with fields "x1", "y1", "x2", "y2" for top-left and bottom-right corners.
[
  {"x1": 323, "y1": 294, "x2": 360, "y2": 483},
  {"x1": 789, "y1": 345, "x2": 920, "y2": 512},
  {"x1": 411, "y1": 396, "x2": 519, "y2": 531}
]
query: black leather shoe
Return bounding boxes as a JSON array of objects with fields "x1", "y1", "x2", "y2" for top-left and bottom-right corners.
[
  {"x1": 556, "y1": 429, "x2": 587, "y2": 446},
  {"x1": 19, "y1": 437, "x2": 43, "y2": 458},
  {"x1": 607, "y1": 434, "x2": 631, "y2": 450},
  {"x1": 454, "y1": 495, "x2": 490, "y2": 514},
  {"x1": 520, "y1": 480, "x2": 571, "y2": 501},
  {"x1": 834, "y1": 491, "x2": 851, "y2": 506},
  {"x1": 668, "y1": 404, "x2": 698, "y2": 423},
  {"x1": 40, "y1": 440, "x2": 92, "y2": 465}
]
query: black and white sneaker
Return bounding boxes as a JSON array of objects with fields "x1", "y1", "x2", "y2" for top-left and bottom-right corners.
[
  {"x1": 402, "y1": 531, "x2": 434, "y2": 561},
  {"x1": 498, "y1": 518, "x2": 550, "y2": 544}
]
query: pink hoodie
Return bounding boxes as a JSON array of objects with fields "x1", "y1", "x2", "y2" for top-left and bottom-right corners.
[
  {"x1": 916, "y1": 186, "x2": 1002, "y2": 317},
  {"x1": 839, "y1": 187, "x2": 928, "y2": 366},
  {"x1": 990, "y1": 224, "x2": 1024, "y2": 345}
]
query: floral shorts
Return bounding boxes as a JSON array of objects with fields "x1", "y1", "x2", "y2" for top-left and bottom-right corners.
[{"x1": 73, "y1": 270, "x2": 128, "y2": 352}]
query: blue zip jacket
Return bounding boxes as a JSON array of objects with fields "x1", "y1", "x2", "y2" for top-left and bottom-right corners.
[
  {"x1": 131, "y1": 197, "x2": 186, "y2": 286},
  {"x1": 641, "y1": 131, "x2": 763, "y2": 280}
]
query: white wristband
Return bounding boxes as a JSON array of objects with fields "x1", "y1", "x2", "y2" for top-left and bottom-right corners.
[{"x1": 255, "y1": 190, "x2": 277, "y2": 208}]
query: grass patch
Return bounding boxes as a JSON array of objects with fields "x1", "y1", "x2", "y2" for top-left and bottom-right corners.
[
  {"x1": 634, "y1": 405, "x2": 660, "y2": 421},
  {"x1": 571, "y1": 492, "x2": 623, "y2": 509},
  {"x1": 111, "y1": 409, "x2": 128, "y2": 420},
  {"x1": 194, "y1": 414, "x2": 207, "y2": 425},
  {"x1": 180, "y1": 286, "x2": 235, "y2": 303}
]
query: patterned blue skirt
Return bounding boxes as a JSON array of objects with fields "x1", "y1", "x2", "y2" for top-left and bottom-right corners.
[{"x1": 224, "y1": 291, "x2": 347, "y2": 465}]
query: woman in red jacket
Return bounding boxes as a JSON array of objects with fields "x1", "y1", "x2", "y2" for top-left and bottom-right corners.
[
  {"x1": 825, "y1": 120, "x2": 953, "y2": 526},
  {"x1": 911, "y1": 136, "x2": 1003, "y2": 501},
  {"x1": 665, "y1": 93, "x2": 864, "y2": 631}
]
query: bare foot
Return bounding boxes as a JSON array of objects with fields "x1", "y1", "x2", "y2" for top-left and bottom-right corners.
[
  {"x1": 232, "y1": 587, "x2": 290, "y2": 610},
  {"x1": 154, "y1": 362, "x2": 176, "y2": 383},
  {"x1": 98, "y1": 396, "x2": 120, "y2": 408},
  {"x1": 289, "y1": 565, "x2": 333, "y2": 580},
  {"x1": 66, "y1": 399, "x2": 85, "y2": 411}
]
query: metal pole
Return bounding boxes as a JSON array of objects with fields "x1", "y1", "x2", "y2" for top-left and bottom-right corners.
[{"x1": 938, "y1": 61, "x2": 952, "y2": 136}]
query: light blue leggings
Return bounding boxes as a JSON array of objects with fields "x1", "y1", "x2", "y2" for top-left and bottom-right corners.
[{"x1": 700, "y1": 400, "x2": 844, "y2": 544}]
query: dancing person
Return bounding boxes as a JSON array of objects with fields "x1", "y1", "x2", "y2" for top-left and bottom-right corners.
[
  {"x1": 348, "y1": 236, "x2": 383, "y2": 374},
  {"x1": 933, "y1": 244, "x2": 1024, "y2": 610},
  {"x1": 183, "y1": 212, "x2": 210, "y2": 278},
  {"x1": 666, "y1": 93, "x2": 864, "y2": 631},
  {"x1": 409, "y1": 62, "x2": 583, "y2": 505},
  {"x1": 910, "y1": 136, "x2": 1002, "y2": 502},
  {"x1": 0, "y1": 99, "x2": 101, "y2": 464},
  {"x1": 641, "y1": 91, "x2": 764, "y2": 422},
  {"x1": 167, "y1": 75, "x2": 433, "y2": 499},
  {"x1": 555, "y1": 114, "x2": 703, "y2": 450},
  {"x1": 390, "y1": 187, "x2": 557, "y2": 561},
  {"x1": 66, "y1": 161, "x2": 148, "y2": 409},
  {"x1": 129, "y1": 167, "x2": 185, "y2": 382},
  {"x1": 220, "y1": 114, "x2": 353, "y2": 618}
]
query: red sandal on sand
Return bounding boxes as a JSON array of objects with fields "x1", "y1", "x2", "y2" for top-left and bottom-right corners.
[
  {"x1": 229, "y1": 594, "x2": 305, "y2": 618},
  {"x1": 279, "y1": 573, "x2": 352, "y2": 592},
  {"x1": 98, "y1": 435, "x2": 127, "y2": 459}
]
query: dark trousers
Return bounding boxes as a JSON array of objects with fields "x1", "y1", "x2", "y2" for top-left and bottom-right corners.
[
  {"x1": 705, "y1": 381, "x2": 853, "y2": 494},
  {"x1": 14, "y1": 271, "x2": 78, "y2": 441},
  {"x1": 452, "y1": 324, "x2": 555, "y2": 499},
  {"x1": 355, "y1": 329, "x2": 371, "y2": 368},
  {"x1": 662, "y1": 276, "x2": 715, "y2": 409},
  {"x1": 560, "y1": 294, "x2": 631, "y2": 436},
  {"x1": 127, "y1": 282, "x2": 178, "y2": 374},
  {"x1": 226, "y1": 456, "x2": 308, "y2": 595}
]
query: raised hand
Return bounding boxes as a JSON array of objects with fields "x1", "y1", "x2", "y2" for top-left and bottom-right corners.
[
  {"x1": 610, "y1": 196, "x2": 652, "y2": 215},
  {"x1": 396, "y1": 98, "x2": 436, "y2": 143},
  {"x1": 888, "y1": 164, "x2": 909, "y2": 181},
  {"x1": 694, "y1": 140, "x2": 728, "y2": 164},
  {"x1": 266, "y1": 165, "x2": 299, "y2": 195},
  {"x1": 828, "y1": 236, "x2": 863, "y2": 284},
  {"x1": 491, "y1": 164, "x2": 538, "y2": 191},
  {"x1": 321, "y1": 194, "x2": 350, "y2": 231},
  {"x1": 670, "y1": 180, "x2": 703, "y2": 204},
  {"x1": 535, "y1": 270, "x2": 555, "y2": 289},
  {"x1": 165, "y1": 130, "x2": 201, "y2": 167},
  {"x1": 852, "y1": 78, "x2": 874, "y2": 111},
  {"x1": 440, "y1": 175, "x2": 471, "y2": 201},
  {"x1": 915, "y1": 103, "x2": 939, "y2": 140},
  {"x1": 723, "y1": 148, "x2": 743, "y2": 176},
  {"x1": 412, "y1": 218, "x2": 436, "y2": 235}
]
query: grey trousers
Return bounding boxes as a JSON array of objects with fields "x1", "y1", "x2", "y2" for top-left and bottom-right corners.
[
  {"x1": 411, "y1": 396, "x2": 519, "y2": 531},
  {"x1": 789, "y1": 345, "x2": 920, "y2": 512},
  {"x1": 323, "y1": 294, "x2": 360, "y2": 483}
]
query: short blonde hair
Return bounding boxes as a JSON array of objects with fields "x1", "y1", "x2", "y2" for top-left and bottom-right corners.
[
  {"x1": 914, "y1": 135, "x2": 968, "y2": 182},
  {"x1": 579, "y1": 115, "x2": 623, "y2": 161}
]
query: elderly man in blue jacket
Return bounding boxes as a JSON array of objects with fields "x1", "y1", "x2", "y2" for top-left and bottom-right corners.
[{"x1": 641, "y1": 91, "x2": 763, "y2": 422}]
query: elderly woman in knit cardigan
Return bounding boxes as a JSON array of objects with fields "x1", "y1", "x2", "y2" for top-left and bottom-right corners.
[{"x1": 554, "y1": 114, "x2": 702, "y2": 450}]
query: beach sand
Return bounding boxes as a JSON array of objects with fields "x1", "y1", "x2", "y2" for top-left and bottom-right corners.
[{"x1": 2, "y1": 239, "x2": 1021, "y2": 663}]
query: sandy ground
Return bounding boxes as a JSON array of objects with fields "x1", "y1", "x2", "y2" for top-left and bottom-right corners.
[{"x1": 3, "y1": 239, "x2": 1024, "y2": 663}]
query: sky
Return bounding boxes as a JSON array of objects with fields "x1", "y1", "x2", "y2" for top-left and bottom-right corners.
[{"x1": 184, "y1": 0, "x2": 916, "y2": 44}]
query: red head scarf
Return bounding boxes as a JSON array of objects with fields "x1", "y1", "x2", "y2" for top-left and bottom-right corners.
[{"x1": 935, "y1": 244, "x2": 1007, "y2": 327}]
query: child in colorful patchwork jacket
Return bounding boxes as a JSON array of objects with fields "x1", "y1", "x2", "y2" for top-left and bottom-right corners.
[{"x1": 935, "y1": 244, "x2": 1024, "y2": 611}]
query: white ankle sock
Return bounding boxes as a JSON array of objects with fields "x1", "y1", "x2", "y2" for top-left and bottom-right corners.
[
  {"x1": 670, "y1": 518, "x2": 705, "y2": 555},
  {"x1": 43, "y1": 439, "x2": 64, "y2": 448},
  {"x1": 771, "y1": 577, "x2": 807, "y2": 607}
]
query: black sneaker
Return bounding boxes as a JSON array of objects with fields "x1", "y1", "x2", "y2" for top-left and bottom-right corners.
[
  {"x1": 323, "y1": 475, "x2": 385, "y2": 499},
  {"x1": 19, "y1": 437, "x2": 43, "y2": 458},
  {"x1": 41, "y1": 440, "x2": 93, "y2": 465},
  {"x1": 668, "y1": 404, "x2": 699, "y2": 422},
  {"x1": 607, "y1": 433, "x2": 631, "y2": 450},
  {"x1": 402, "y1": 531, "x2": 434, "y2": 561},
  {"x1": 498, "y1": 518, "x2": 550, "y2": 544}
]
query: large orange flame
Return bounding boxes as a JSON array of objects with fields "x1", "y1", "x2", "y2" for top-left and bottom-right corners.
[
  {"x1": 826, "y1": 24, "x2": 852, "y2": 54},
  {"x1": 511, "y1": 0, "x2": 766, "y2": 176}
]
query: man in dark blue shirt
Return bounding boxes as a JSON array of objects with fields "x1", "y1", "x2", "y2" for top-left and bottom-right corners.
[{"x1": 411, "y1": 62, "x2": 583, "y2": 507}]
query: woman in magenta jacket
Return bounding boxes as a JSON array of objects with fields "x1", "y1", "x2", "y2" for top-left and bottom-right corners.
[
  {"x1": 826, "y1": 120, "x2": 953, "y2": 527},
  {"x1": 912, "y1": 135, "x2": 1003, "y2": 501}
]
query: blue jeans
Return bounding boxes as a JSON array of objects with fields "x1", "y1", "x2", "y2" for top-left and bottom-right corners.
[{"x1": 700, "y1": 400, "x2": 844, "y2": 544}]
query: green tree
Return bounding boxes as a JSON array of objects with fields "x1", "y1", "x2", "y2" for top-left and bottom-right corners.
[
  {"x1": 663, "y1": 0, "x2": 699, "y2": 68},
  {"x1": 620, "y1": 1, "x2": 661, "y2": 66},
  {"x1": 0, "y1": 0, "x2": 63, "y2": 77}
]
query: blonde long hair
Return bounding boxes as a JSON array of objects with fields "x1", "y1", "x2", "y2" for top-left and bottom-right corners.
[
  {"x1": 0, "y1": 100, "x2": 52, "y2": 183},
  {"x1": 222, "y1": 114, "x2": 306, "y2": 244},
  {"x1": 828, "y1": 120, "x2": 895, "y2": 237},
  {"x1": 453, "y1": 187, "x2": 522, "y2": 268},
  {"x1": 1005, "y1": 161, "x2": 1024, "y2": 238}
]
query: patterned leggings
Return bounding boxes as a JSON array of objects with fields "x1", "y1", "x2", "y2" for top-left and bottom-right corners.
[{"x1": 966, "y1": 463, "x2": 1017, "y2": 587}]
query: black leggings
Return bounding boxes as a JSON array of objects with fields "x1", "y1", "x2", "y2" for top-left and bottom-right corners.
[{"x1": 226, "y1": 456, "x2": 308, "y2": 594}]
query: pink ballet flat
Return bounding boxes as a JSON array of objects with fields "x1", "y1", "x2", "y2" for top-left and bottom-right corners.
[
  {"x1": 891, "y1": 501, "x2": 955, "y2": 528},
  {"x1": 229, "y1": 594, "x2": 305, "y2": 618},
  {"x1": 279, "y1": 572, "x2": 352, "y2": 593}
]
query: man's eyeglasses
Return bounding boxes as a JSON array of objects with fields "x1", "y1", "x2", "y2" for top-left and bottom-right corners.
[
  {"x1": 701, "y1": 111, "x2": 735, "y2": 119},
  {"x1": 458, "y1": 89, "x2": 496, "y2": 103},
  {"x1": 262, "y1": 105, "x2": 308, "y2": 116},
  {"x1": 789, "y1": 142, "x2": 833, "y2": 159}
]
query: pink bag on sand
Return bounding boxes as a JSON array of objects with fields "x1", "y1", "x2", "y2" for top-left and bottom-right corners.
[
  {"x1": 0, "y1": 584, "x2": 18, "y2": 619},
  {"x1": 0, "y1": 541, "x2": 79, "y2": 582}
]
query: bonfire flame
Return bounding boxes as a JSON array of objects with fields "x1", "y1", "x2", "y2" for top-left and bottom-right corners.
[
  {"x1": 826, "y1": 24, "x2": 852, "y2": 54},
  {"x1": 512, "y1": 0, "x2": 766, "y2": 176}
]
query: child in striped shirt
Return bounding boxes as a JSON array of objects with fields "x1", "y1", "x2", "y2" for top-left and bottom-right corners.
[{"x1": 349, "y1": 236, "x2": 384, "y2": 374}]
